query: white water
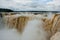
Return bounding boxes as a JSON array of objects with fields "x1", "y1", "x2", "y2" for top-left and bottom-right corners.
[
  {"x1": 0, "y1": 28, "x2": 22, "y2": 40},
  {"x1": 0, "y1": 17, "x2": 22, "y2": 40},
  {"x1": 22, "y1": 19, "x2": 49, "y2": 40},
  {"x1": 0, "y1": 17, "x2": 49, "y2": 40}
]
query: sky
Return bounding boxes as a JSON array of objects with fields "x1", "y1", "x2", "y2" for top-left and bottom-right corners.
[{"x1": 0, "y1": 0, "x2": 60, "y2": 11}]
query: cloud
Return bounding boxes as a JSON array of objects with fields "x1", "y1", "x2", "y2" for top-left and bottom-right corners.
[
  {"x1": 46, "y1": 0, "x2": 60, "y2": 11},
  {"x1": 0, "y1": 0, "x2": 33, "y2": 11},
  {"x1": 0, "y1": 0, "x2": 60, "y2": 11},
  {"x1": 12, "y1": 0, "x2": 32, "y2": 4}
]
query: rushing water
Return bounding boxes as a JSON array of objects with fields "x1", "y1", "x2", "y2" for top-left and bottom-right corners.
[
  {"x1": 0, "y1": 17, "x2": 22, "y2": 40},
  {"x1": 0, "y1": 13, "x2": 53, "y2": 40},
  {"x1": 21, "y1": 19, "x2": 49, "y2": 40}
]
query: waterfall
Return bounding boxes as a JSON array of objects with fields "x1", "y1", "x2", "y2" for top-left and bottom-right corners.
[{"x1": 21, "y1": 19, "x2": 49, "y2": 40}]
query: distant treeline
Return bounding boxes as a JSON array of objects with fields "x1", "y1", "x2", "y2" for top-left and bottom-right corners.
[
  {"x1": 0, "y1": 8, "x2": 14, "y2": 12},
  {"x1": 0, "y1": 8, "x2": 60, "y2": 13}
]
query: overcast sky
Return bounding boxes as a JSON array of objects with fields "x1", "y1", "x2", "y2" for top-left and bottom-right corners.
[{"x1": 0, "y1": 0, "x2": 60, "y2": 11}]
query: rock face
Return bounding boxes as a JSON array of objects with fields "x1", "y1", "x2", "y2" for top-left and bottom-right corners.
[{"x1": 50, "y1": 32, "x2": 60, "y2": 40}]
